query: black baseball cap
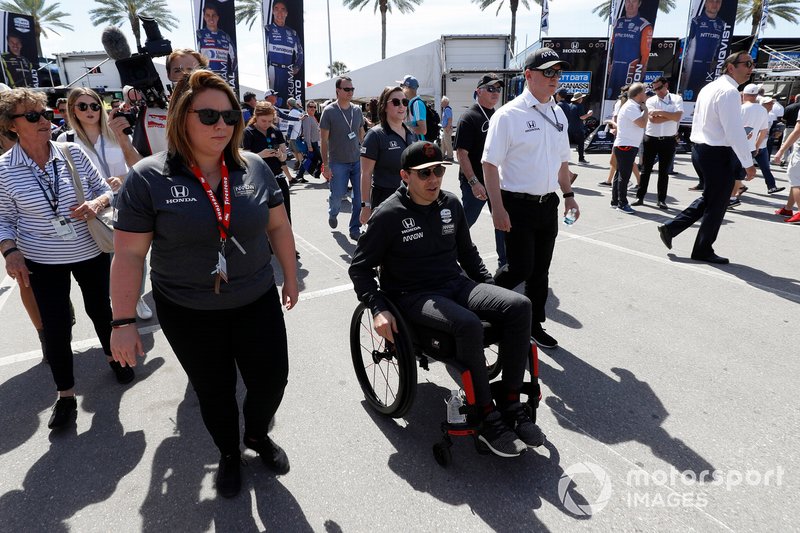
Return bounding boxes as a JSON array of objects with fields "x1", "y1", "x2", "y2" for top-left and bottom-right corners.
[
  {"x1": 477, "y1": 74, "x2": 504, "y2": 89},
  {"x1": 525, "y1": 48, "x2": 570, "y2": 71},
  {"x1": 400, "y1": 141, "x2": 453, "y2": 170}
]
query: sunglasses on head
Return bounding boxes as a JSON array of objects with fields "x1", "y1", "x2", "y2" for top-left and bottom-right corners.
[
  {"x1": 10, "y1": 109, "x2": 54, "y2": 123},
  {"x1": 540, "y1": 68, "x2": 563, "y2": 79},
  {"x1": 389, "y1": 97, "x2": 409, "y2": 107},
  {"x1": 411, "y1": 166, "x2": 446, "y2": 179},
  {"x1": 339, "y1": 87, "x2": 355, "y2": 93},
  {"x1": 483, "y1": 86, "x2": 502, "y2": 93},
  {"x1": 75, "y1": 102, "x2": 103, "y2": 112},
  {"x1": 190, "y1": 108, "x2": 241, "y2": 126}
]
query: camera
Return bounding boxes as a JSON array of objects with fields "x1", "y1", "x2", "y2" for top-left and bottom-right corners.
[{"x1": 112, "y1": 15, "x2": 172, "y2": 109}]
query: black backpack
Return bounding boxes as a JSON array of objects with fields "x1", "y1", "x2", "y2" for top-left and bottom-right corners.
[{"x1": 410, "y1": 96, "x2": 441, "y2": 142}]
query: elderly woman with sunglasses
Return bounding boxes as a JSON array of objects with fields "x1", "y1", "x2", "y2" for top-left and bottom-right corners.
[
  {"x1": 111, "y1": 70, "x2": 298, "y2": 498},
  {"x1": 358, "y1": 86, "x2": 416, "y2": 224},
  {"x1": 58, "y1": 88, "x2": 152, "y2": 320},
  {"x1": 0, "y1": 88, "x2": 131, "y2": 431}
]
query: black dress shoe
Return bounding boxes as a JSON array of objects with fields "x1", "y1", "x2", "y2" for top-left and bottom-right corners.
[
  {"x1": 531, "y1": 323, "x2": 558, "y2": 349},
  {"x1": 48, "y1": 396, "x2": 77, "y2": 429},
  {"x1": 216, "y1": 453, "x2": 241, "y2": 498},
  {"x1": 691, "y1": 253, "x2": 729, "y2": 264},
  {"x1": 657, "y1": 225, "x2": 672, "y2": 250},
  {"x1": 244, "y1": 435, "x2": 290, "y2": 474},
  {"x1": 109, "y1": 360, "x2": 135, "y2": 384},
  {"x1": 631, "y1": 198, "x2": 644, "y2": 206},
  {"x1": 657, "y1": 201, "x2": 668, "y2": 209}
]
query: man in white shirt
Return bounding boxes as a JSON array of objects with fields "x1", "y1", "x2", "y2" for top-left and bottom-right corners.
[
  {"x1": 635, "y1": 76, "x2": 683, "y2": 209},
  {"x1": 657, "y1": 51, "x2": 756, "y2": 265},
  {"x1": 612, "y1": 82, "x2": 648, "y2": 214},
  {"x1": 482, "y1": 48, "x2": 579, "y2": 349}
]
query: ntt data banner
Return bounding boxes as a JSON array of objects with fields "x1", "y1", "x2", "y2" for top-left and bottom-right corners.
[
  {"x1": 677, "y1": 0, "x2": 738, "y2": 104},
  {"x1": 0, "y1": 11, "x2": 38, "y2": 88},
  {"x1": 603, "y1": 0, "x2": 660, "y2": 119},
  {"x1": 264, "y1": 0, "x2": 305, "y2": 107},
  {"x1": 543, "y1": 39, "x2": 607, "y2": 114},
  {"x1": 194, "y1": 0, "x2": 239, "y2": 97}
]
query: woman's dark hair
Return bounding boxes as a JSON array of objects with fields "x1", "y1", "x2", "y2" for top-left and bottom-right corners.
[{"x1": 377, "y1": 86, "x2": 405, "y2": 129}]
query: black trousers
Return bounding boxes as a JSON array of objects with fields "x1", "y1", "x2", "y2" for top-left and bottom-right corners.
[
  {"x1": 569, "y1": 130, "x2": 585, "y2": 160},
  {"x1": 27, "y1": 253, "x2": 112, "y2": 391},
  {"x1": 370, "y1": 185, "x2": 396, "y2": 210},
  {"x1": 664, "y1": 144, "x2": 735, "y2": 257},
  {"x1": 494, "y1": 191, "x2": 559, "y2": 326},
  {"x1": 154, "y1": 284, "x2": 289, "y2": 455},
  {"x1": 691, "y1": 146, "x2": 705, "y2": 189},
  {"x1": 276, "y1": 175, "x2": 291, "y2": 222},
  {"x1": 612, "y1": 146, "x2": 638, "y2": 207},
  {"x1": 639, "y1": 135, "x2": 676, "y2": 202}
]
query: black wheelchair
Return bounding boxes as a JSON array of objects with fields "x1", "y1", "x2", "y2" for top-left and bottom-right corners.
[{"x1": 349, "y1": 292, "x2": 543, "y2": 467}]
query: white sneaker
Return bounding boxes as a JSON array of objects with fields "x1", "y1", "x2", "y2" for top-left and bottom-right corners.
[{"x1": 136, "y1": 298, "x2": 153, "y2": 320}]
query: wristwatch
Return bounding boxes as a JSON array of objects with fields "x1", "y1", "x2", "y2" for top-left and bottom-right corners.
[
  {"x1": 467, "y1": 177, "x2": 479, "y2": 186},
  {"x1": 361, "y1": 201, "x2": 372, "y2": 208}
]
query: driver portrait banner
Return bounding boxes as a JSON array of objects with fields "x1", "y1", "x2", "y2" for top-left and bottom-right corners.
[
  {"x1": 194, "y1": 0, "x2": 240, "y2": 97},
  {"x1": 603, "y1": 0, "x2": 660, "y2": 120},
  {"x1": 0, "y1": 11, "x2": 38, "y2": 88},
  {"x1": 264, "y1": 0, "x2": 305, "y2": 107}
]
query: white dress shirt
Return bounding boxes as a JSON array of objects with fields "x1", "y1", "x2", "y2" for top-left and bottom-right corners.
[
  {"x1": 645, "y1": 93, "x2": 684, "y2": 137},
  {"x1": 614, "y1": 100, "x2": 646, "y2": 148},
  {"x1": 689, "y1": 74, "x2": 753, "y2": 168},
  {"x1": 482, "y1": 88, "x2": 571, "y2": 195},
  {"x1": 740, "y1": 101, "x2": 769, "y2": 152}
]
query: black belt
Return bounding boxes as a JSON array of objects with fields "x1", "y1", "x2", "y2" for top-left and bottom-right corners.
[
  {"x1": 645, "y1": 135, "x2": 675, "y2": 141},
  {"x1": 502, "y1": 190, "x2": 556, "y2": 203}
]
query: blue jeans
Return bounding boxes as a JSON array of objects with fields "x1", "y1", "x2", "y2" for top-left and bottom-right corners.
[
  {"x1": 328, "y1": 160, "x2": 361, "y2": 234},
  {"x1": 459, "y1": 179, "x2": 507, "y2": 267},
  {"x1": 754, "y1": 147, "x2": 778, "y2": 189}
]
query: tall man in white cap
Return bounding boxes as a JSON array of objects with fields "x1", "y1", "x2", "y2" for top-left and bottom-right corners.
[
  {"x1": 657, "y1": 51, "x2": 756, "y2": 264},
  {"x1": 482, "y1": 48, "x2": 580, "y2": 349}
]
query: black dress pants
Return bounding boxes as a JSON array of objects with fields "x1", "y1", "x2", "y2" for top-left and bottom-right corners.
[
  {"x1": 639, "y1": 135, "x2": 676, "y2": 202},
  {"x1": 664, "y1": 144, "x2": 736, "y2": 257},
  {"x1": 27, "y1": 253, "x2": 112, "y2": 392},
  {"x1": 154, "y1": 284, "x2": 289, "y2": 455}
]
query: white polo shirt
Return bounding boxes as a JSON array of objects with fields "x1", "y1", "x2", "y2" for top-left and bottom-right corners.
[
  {"x1": 613, "y1": 100, "x2": 646, "y2": 148},
  {"x1": 482, "y1": 88, "x2": 570, "y2": 195},
  {"x1": 740, "y1": 101, "x2": 769, "y2": 152},
  {"x1": 645, "y1": 93, "x2": 683, "y2": 137}
]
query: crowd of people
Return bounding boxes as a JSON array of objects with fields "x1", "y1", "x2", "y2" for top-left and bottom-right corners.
[{"x1": 0, "y1": 42, "x2": 797, "y2": 498}]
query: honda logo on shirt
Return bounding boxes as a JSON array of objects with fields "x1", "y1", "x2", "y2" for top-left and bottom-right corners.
[
  {"x1": 402, "y1": 218, "x2": 415, "y2": 229},
  {"x1": 171, "y1": 185, "x2": 189, "y2": 198}
]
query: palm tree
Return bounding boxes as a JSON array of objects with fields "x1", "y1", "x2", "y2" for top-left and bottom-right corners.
[
  {"x1": 342, "y1": 0, "x2": 422, "y2": 60},
  {"x1": 737, "y1": 0, "x2": 800, "y2": 36},
  {"x1": 472, "y1": 0, "x2": 530, "y2": 54},
  {"x1": 591, "y1": 0, "x2": 677, "y2": 24},
  {"x1": 326, "y1": 60, "x2": 349, "y2": 78},
  {"x1": 235, "y1": 0, "x2": 262, "y2": 30},
  {"x1": 0, "y1": 0, "x2": 74, "y2": 57},
  {"x1": 89, "y1": 0, "x2": 178, "y2": 51}
]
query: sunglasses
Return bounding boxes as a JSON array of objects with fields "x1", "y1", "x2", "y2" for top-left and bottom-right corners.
[
  {"x1": 735, "y1": 60, "x2": 754, "y2": 68},
  {"x1": 10, "y1": 109, "x2": 54, "y2": 123},
  {"x1": 412, "y1": 166, "x2": 446, "y2": 179},
  {"x1": 652, "y1": 84, "x2": 665, "y2": 91},
  {"x1": 190, "y1": 108, "x2": 241, "y2": 126},
  {"x1": 75, "y1": 102, "x2": 103, "y2": 112},
  {"x1": 484, "y1": 86, "x2": 502, "y2": 93},
  {"x1": 389, "y1": 97, "x2": 409, "y2": 107},
  {"x1": 540, "y1": 68, "x2": 563, "y2": 79},
  {"x1": 339, "y1": 87, "x2": 355, "y2": 93}
]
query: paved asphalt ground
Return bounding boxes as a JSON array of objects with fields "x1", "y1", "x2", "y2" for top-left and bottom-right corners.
[{"x1": 1, "y1": 151, "x2": 798, "y2": 532}]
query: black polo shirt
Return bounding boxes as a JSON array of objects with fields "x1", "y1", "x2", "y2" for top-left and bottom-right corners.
[
  {"x1": 242, "y1": 125, "x2": 286, "y2": 176},
  {"x1": 454, "y1": 103, "x2": 494, "y2": 184},
  {"x1": 360, "y1": 123, "x2": 415, "y2": 190}
]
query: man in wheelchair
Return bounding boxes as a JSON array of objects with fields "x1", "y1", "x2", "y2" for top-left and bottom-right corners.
[{"x1": 349, "y1": 141, "x2": 541, "y2": 457}]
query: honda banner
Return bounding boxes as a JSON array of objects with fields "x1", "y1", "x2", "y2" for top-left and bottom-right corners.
[
  {"x1": 264, "y1": 0, "x2": 305, "y2": 107},
  {"x1": 542, "y1": 38, "x2": 608, "y2": 118},
  {"x1": 194, "y1": 0, "x2": 240, "y2": 97},
  {"x1": 0, "y1": 11, "x2": 38, "y2": 88}
]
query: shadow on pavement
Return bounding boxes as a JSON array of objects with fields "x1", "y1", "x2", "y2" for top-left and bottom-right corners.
[
  {"x1": 539, "y1": 347, "x2": 715, "y2": 476},
  {"x1": 546, "y1": 290, "x2": 583, "y2": 330},
  {"x1": 363, "y1": 382, "x2": 591, "y2": 531}
]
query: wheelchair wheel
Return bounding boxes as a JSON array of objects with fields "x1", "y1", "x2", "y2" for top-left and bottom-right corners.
[
  {"x1": 485, "y1": 343, "x2": 502, "y2": 380},
  {"x1": 350, "y1": 301, "x2": 417, "y2": 418}
]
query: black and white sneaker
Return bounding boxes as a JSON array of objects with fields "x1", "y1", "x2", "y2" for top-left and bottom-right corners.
[
  {"x1": 502, "y1": 402, "x2": 544, "y2": 447},
  {"x1": 478, "y1": 411, "x2": 526, "y2": 458},
  {"x1": 531, "y1": 324, "x2": 558, "y2": 349}
]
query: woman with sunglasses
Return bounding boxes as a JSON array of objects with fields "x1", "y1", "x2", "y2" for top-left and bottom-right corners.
[
  {"x1": 58, "y1": 88, "x2": 152, "y2": 320},
  {"x1": 359, "y1": 86, "x2": 416, "y2": 224},
  {"x1": 111, "y1": 70, "x2": 298, "y2": 498},
  {"x1": 242, "y1": 101, "x2": 292, "y2": 222},
  {"x1": 0, "y1": 88, "x2": 128, "y2": 431}
]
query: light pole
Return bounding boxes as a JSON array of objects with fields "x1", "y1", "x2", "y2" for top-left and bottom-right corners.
[{"x1": 327, "y1": 0, "x2": 334, "y2": 77}]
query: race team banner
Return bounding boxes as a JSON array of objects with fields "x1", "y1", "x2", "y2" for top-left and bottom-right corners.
[
  {"x1": 542, "y1": 38, "x2": 607, "y2": 116},
  {"x1": 676, "y1": 0, "x2": 739, "y2": 121},
  {"x1": 602, "y1": 0, "x2": 660, "y2": 120},
  {"x1": 0, "y1": 11, "x2": 38, "y2": 88},
  {"x1": 264, "y1": 0, "x2": 305, "y2": 107},
  {"x1": 194, "y1": 0, "x2": 239, "y2": 97}
]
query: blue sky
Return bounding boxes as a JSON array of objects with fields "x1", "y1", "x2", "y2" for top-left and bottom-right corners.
[{"x1": 38, "y1": 0, "x2": 797, "y2": 90}]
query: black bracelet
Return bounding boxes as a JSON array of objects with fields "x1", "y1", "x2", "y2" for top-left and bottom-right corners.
[
  {"x1": 2, "y1": 246, "x2": 19, "y2": 258},
  {"x1": 563, "y1": 192, "x2": 575, "y2": 199},
  {"x1": 110, "y1": 317, "x2": 137, "y2": 328}
]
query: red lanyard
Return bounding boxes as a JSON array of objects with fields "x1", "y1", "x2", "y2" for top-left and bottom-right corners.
[{"x1": 191, "y1": 158, "x2": 231, "y2": 241}]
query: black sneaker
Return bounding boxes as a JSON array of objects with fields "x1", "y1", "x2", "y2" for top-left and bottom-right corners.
[
  {"x1": 768, "y1": 187, "x2": 786, "y2": 194},
  {"x1": 727, "y1": 198, "x2": 741, "y2": 209},
  {"x1": 531, "y1": 323, "x2": 558, "y2": 348},
  {"x1": 598, "y1": 181, "x2": 612, "y2": 187},
  {"x1": 216, "y1": 453, "x2": 241, "y2": 498},
  {"x1": 244, "y1": 435, "x2": 290, "y2": 474},
  {"x1": 109, "y1": 360, "x2": 135, "y2": 384},
  {"x1": 48, "y1": 396, "x2": 77, "y2": 429},
  {"x1": 328, "y1": 216, "x2": 338, "y2": 229},
  {"x1": 477, "y1": 411, "x2": 525, "y2": 458},
  {"x1": 502, "y1": 402, "x2": 544, "y2": 447}
]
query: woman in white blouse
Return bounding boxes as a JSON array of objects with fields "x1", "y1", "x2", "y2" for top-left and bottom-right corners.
[{"x1": 58, "y1": 88, "x2": 152, "y2": 320}]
